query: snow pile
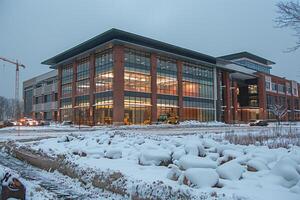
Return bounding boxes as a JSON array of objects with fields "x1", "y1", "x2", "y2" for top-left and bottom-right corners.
[
  {"x1": 216, "y1": 161, "x2": 244, "y2": 180},
  {"x1": 178, "y1": 155, "x2": 217, "y2": 170},
  {"x1": 247, "y1": 158, "x2": 269, "y2": 171},
  {"x1": 180, "y1": 120, "x2": 226, "y2": 127},
  {"x1": 105, "y1": 148, "x2": 122, "y2": 159},
  {"x1": 139, "y1": 149, "x2": 171, "y2": 166},
  {"x1": 271, "y1": 157, "x2": 300, "y2": 187},
  {"x1": 179, "y1": 168, "x2": 219, "y2": 188}
]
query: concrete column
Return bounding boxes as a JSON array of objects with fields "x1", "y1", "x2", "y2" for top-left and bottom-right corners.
[
  {"x1": 72, "y1": 61, "x2": 77, "y2": 123},
  {"x1": 57, "y1": 66, "x2": 62, "y2": 122},
  {"x1": 223, "y1": 71, "x2": 231, "y2": 123},
  {"x1": 89, "y1": 53, "x2": 95, "y2": 126},
  {"x1": 150, "y1": 53, "x2": 157, "y2": 123},
  {"x1": 112, "y1": 45, "x2": 124, "y2": 125},
  {"x1": 177, "y1": 60, "x2": 183, "y2": 121}
]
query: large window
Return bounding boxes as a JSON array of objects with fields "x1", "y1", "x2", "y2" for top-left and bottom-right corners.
[
  {"x1": 95, "y1": 49, "x2": 113, "y2": 93},
  {"x1": 182, "y1": 63, "x2": 214, "y2": 121},
  {"x1": 124, "y1": 48, "x2": 151, "y2": 93},
  {"x1": 76, "y1": 59, "x2": 90, "y2": 96},
  {"x1": 74, "y1": 95, "x2": 90, "y2": 124},
  {"x1": 61, "y1": 98, "x2": 72, "y2": 121},
  {"x1": 183, "y1": 97, "x2": 215, "y2": 121},
  {"x1": 94, "y1": 92, "x2": 113, "y2": 125},
  {"x1": 62, "y1": 65, "x2": 73, "y2": 85},
  {"x1": 61, "y1": 65, "x2": 73, "y2": 99},
  {"x1": 182, "y1": 63, "x2": 213, "y2": 99},
  {"x1": 62, "y1": 83, "x2": 72, "y2": 97},
  {"x1": 157, "y1": 95, "x2": 178, "y2": 119},
  {"x1": 124, "y1": 92, "x2": 151, "y2": 125},
  {"x1": 77, "y1": 59, "x2": 90, "y2": 80},
  {"x1": 157, "y1": 57, "x2": 178, "y2": 95},
  {"x1": 76, "y1": 79, "x2": 90, "y2": 95}
]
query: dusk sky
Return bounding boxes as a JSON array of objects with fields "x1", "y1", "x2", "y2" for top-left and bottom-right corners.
[{"x1": 0, "y1": 0, "x2": 299, "y2": 98}]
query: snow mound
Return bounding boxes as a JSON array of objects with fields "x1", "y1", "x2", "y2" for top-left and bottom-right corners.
[
  {"x1": 184, "y1": 141, "x2": 206, "y2": 157},
  {"x1": 290, "y1": 180, "x2": 300, "y2": 194},
  {"x1": 172, "y1": 148, "x2": 186, "y2": 161},
  {"x1": 247, "y1": 158, "x2": 269, "y2": 171},
  {"x1": 105, "y1": 148, "x2": 122, "y2": 159},
  {"x1": 216, "y1": 161, "x2": 244, "y2": 180},
  {"x1": 271, "y1": 157, "x2": 300, "y2": 187},
  {"x1": 139, "y1": 149, "x2": 171, "y2": 166},
  {"x1": 166, "y1": 164, "x2": 182, "y2": 181},
  {"x1": 178, "y1": 155, "x2": 217, "y2": 170},
  {"x1": 180, "y1": 121, "x2": 226, "y2": 127},
  {"x1": 180, "y1": 168, "x2": 219, "y2": 188},
  {"x1": 57, "y1": 135, "x2": 74, "y2": 143},
  {"x1": 218, "y1": 149, "x2": 243, "y2": 164}
]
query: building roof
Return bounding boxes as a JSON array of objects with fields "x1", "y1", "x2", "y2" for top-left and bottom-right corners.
[
  {"x1": 218, "y1": 51, "x2": 275, "y2": 65},
  {"x1": 42, "y1": 28, "x2": 216, "y2": 66}
]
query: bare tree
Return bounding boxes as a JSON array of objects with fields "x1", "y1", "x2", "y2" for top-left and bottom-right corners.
[
  {"x1": 269, "y1": 104, "x2": 288, "y2": 125},
  {"x1": 276, "y1": 1, "x2": 300, "y2": 51}
]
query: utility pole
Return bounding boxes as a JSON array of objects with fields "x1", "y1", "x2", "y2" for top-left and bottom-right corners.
[{"x1": 0, "y1": 57, "x2": 26, "y2": 120}]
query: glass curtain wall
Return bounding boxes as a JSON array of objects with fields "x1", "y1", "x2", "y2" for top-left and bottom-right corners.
[
  {"x1": 76, "y1": 59, "x2": 90, "y2": 96},
  {"x1": 182, "y1": 63, "x2": 215, "y2": 121},
  {"x1": 94, "y1": 49, "x2": 113, "y2": 125},
  {"x1": 61, "y1": 65, "x2": 73, "y2": 121},
  {"x1": 156, "y1": 57, "x2": 179, "y2": 119},
  {"x1": 124, "y1": 48, "x2": 151, "y2": 124},
  {"x1": 74, "y1": 59, "x2": 90, "y2": 124},
  {"x1": 60, "y1": 98, "x2": 72, "y2": 121}
]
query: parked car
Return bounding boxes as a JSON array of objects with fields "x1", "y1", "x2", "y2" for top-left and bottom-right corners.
[
  {"x1": 61, "y1": 121, "x2": 73, "y2": 126},
  {"x1": 249, "y1": 120, "x2": 269, "y2": 126},
  {"x1": 19, "y1": 118, "x2": 38, "y2": 126},
  {"x1": 38, "y1": 120, "x2": 50, "y2": 126}
]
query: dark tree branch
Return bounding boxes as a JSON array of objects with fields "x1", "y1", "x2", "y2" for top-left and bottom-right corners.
[{"x1": 276, "y1": 1, "x2": 300, "y2": 51}]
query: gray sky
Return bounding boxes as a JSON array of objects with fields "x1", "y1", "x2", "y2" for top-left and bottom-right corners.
[{"x1": 0, "y1": 0, "x2": 299, "y2": 98}]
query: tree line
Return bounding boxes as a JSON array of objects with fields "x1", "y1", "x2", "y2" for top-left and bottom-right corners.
[{"x1": 0, "y1": 96, "x2": 23, "y2": 121}]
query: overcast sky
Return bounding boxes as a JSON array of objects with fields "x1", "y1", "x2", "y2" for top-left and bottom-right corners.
[{"x1": 0, "y1": 0, "x2": 299, "y2": 98}]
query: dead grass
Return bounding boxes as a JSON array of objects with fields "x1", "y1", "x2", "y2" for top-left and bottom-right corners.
[{"x1": 224, "y1": 126, "x2": 300, "y2": 148}]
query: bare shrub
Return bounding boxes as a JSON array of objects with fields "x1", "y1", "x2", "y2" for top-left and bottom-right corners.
[{"x1": 224, "y1": 127, "x2": 300, "y2": 148}]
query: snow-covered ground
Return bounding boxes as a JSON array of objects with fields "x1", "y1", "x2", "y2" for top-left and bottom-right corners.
[{"x1": 6, "y1": 124, "x2": 299, "y2": 200}]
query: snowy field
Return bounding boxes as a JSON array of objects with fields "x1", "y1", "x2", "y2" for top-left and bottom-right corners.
[{"x1": 1, "y1": 122, "x2": 298, "y2": 200}]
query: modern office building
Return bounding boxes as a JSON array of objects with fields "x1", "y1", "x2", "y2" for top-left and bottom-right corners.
[
  {"x1": 219, "y1": 52, "x2": 300, "y2": 122},
  {"x1": 23, "y1": 70, "x2": 58, "y2": 121},
  {"x1": 36, "y1": 28, "x2": 299, "y2": 125}
]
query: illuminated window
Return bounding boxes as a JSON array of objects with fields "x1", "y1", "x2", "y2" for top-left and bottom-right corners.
[
  {"x1": 248, "y1": 85, "x2": 258, "y2": 94},
  {"x1": 157, "y1": 57, "x2": 178, "y2": 95},
  {"x1": 182, "y1": 63, "x2": 215, "y2": 121},
  {"x1": 76, "y1": 79, "x2": 90, "y2": 95},
  {"x1": 95, "y1": 49, "x2": 113, "y2": 93},
  {"x1": 74, "y1": 95, "x2": 90, "y2": 124},
  {"x1": 94, "y1": 92, "x2": 113, "y2": 125},
  {"x1": 157, "y1": 95, "x2": 178, "y2": 119},
  {"x1": 124, "y1": 92, "x2": 151, "y2": 125}
]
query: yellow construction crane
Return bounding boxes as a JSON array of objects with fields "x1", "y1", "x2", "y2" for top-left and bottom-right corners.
[{"x1": 0, "y1": 56, "x2": 25, "y2": 118}]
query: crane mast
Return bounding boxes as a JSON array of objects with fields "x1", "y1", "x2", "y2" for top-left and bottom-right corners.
[{"x1": 0, "y1": 57, "x2": 25, "y2": 119}]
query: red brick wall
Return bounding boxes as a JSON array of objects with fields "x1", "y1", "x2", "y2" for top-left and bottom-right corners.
[
  {"x1": 177, "y1": 60, "x2": 183, "y2": 121},
  {"x1": 150, "y1": 53, "x2": 157, "y2": 123},
  {"x1": 57, "y1": 66, "x2": 62, "y2": 122},
  {"x1": 112, "y1": 45, "x2": 125, "y2": 125},
  {"x1": 89, "y1": 53, "x2": 95, "y2": 126}
]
